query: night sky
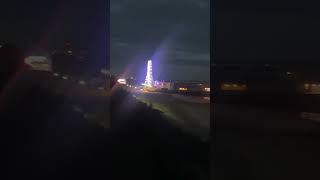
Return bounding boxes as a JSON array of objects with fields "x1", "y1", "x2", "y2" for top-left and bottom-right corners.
[
  {"x1": 0, "y1": 0, "x2": 108, "y2": 69},
  {"x1": 215, "y1": 0, "x2": 320, "y2": 64},
  {"x1": 111, "y1": 0, "x2": 210, "y2": 82}
]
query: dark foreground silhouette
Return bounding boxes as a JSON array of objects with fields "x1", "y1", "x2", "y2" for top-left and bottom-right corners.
[
  {"x1": 0, "y1": 44, "x2": 209, "y2": 179},
  {"x1": 109, "y1": 89, "x2": 210, "y2": 179},
  {"x1": 1, "y1": 76, "x2": 209, "y2": 179}
]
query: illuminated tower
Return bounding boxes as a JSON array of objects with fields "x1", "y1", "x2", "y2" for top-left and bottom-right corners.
[{"x1": 144, "y1": 60, "x2": 154, "y2": 87}]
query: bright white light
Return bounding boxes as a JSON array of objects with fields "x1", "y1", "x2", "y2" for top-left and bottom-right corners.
[
  {"x1": 53, "y1": 73, "x2": 59, "y2": 77},
  {"x1": 204, "y1": 87, "x2": 210, "y2": 92},
  {"x1": 62, "y1": 76, "x2": 68, "y2": 80},
  {"x1": 117, "y1": 78, "x2": 126, "y2": 84},
  {"x1": 144, "y1": 60, "x2": 154, "y2": 87},
  {"x1": 68, "y1": 50, "x2": 72, "y2": 54}
]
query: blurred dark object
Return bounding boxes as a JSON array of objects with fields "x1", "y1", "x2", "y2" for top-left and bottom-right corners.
[
  {"x1": 110, "y1": 75, "x2": 117, "y2": 88},
  {"x1": 0, "y1": 44, "x2": 106, "y2": 178},
  {"x1": 0, "y1": 43, "x2": 26, "y2": 91}
]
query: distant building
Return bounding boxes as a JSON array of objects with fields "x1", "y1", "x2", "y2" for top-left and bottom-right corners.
[
  {"x1": 154, "y1": 80, "x2": 209, "y2": 93},
  {"x1": 212, "y1": 63, "x2": 320, "y2": 95},
  {"x1": 173, "y1": 82, "x2": 207, "y2": 92},
  {"x1": 154, "y1": 80, "x2": 174, "y2": 90}
]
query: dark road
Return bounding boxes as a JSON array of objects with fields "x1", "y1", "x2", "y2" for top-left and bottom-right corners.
[
  {"x1": 213, "y1": 103, "x2": 320, "y2": 179},
  {"x1": 132, "y1": 90, "x2": 210, "y2": 141}
]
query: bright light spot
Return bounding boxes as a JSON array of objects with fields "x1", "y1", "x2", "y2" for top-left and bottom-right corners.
[
  {"x1": 204, "y1": 87, "x2": 210, "y2": 92},
  {"x1": 117, "y1": 78, "x2": 126, "y2": 84},
  {"x1": 62, "y1": 76, "x2": 68, "y2": 80},
  {"x1": 179, "y1": 87, "x2": 188, "y2": 91},
  {"x1": 68, "y1": 50, "x2": 72, "y2": 54},
  {"x1": 79, "y1": 80, "x2": 86, "y2": 85},
  {"x1": 232, "y1": 84, "x2": 238, "y2": 88},
  {"x1": 53, "y1": 73, "x2": 59, "y2": 77},
  {"x1": 144, "y1": 60, "x2": 154, "y2": 87},
  {"x1": 134, "y1": 87, "x2": 137, "y2": 89},
  {"x1": 286, "y1": 71, "x2": 292, "y2": 75}
]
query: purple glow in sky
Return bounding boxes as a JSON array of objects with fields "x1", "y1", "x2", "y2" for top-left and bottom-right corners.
[{"x1": 111, "y1": 0, "x2": 210, "y2": 81}]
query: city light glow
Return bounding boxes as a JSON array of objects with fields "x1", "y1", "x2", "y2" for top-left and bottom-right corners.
[
  {"x1": 223, "y1": 84, "x2": 231, "y2": 88},
  {"x1": 117, "y1": 78, "x2": 126, "y2": 84},
  {"x1": 221, "y1": 83, "x2": 247, "y2": 91},
  {"x1": 204, "y1": 87, "x2": 210, "y2": 92},
  {"x1": 179, "y1": 87, "x2": 188, "y2": 91},
  {"x1": 144, "y1": 60, "x2": 154, "y2": 87},
  {"x1": 304, "y1": 83, "x2": 320, "y2": 94},
  {"x1": 304, "y1": 83, "x2": 310, "y2": 89}
]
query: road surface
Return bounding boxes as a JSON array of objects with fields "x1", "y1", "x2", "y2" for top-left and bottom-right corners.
[
  {"x1": 132, "y1": 91, "x2": 210, "y2": 141},
  {"x1": 213, "y1": 103, "x2": 320, "y2": 179}
]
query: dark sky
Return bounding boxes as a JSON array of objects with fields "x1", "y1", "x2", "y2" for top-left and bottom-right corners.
[
  {"x1": 0, "y1": 0, "x2": 108, "y2": 69},
  {"x1": 111, "y1": 0, "x2": 210, "y2": 82},
  {"x1": 215, "y1": 0, "x2": 320, "y2": 64}
]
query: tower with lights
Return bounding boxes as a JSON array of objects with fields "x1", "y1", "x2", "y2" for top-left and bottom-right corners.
[{"x1": 144, "y1": 60, "x2": 154, "y2": 87}]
